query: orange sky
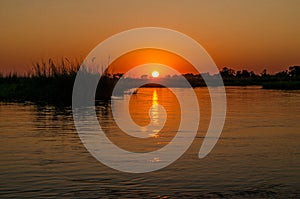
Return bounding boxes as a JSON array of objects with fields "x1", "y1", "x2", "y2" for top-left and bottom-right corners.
[
  {"x1": 0, "y1": 0, "x2": 300, "y2": 74},
  {"x1": 107, "y1": 48, "x2": 198, "y2": 76}
]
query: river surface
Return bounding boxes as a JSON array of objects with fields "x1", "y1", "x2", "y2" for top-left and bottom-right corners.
[{"x1": 0, "y1": 86, "x2": 299, "y2": 198}]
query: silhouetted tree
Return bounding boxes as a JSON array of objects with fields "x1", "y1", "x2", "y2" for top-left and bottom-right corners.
[
  {"x1": 261, "y1": 69, "x2": 269, "y2": 77},
  {"x1": 241, "y1": 70, "x2": 250, "y2": 78},
  {"x1": 275, "y1": 70, "x2": 289, "y2": 80},
  {"x1": 220, "y1": 67, "x2": 235, "y2": 78},
  {"x1": 236, "y1": 70, "x2": 242, "y2": 78},
  {"x1": 249, "y1": 71, "x2": 257, "y2": 77},
  {"x1": 289, "y1": 66, "x2": 300, "y2": 78}
]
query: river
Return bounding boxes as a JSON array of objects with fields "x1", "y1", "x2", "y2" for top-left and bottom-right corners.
[{"x1": 0, "y1": 86, "x2": 299, "y2": 198}]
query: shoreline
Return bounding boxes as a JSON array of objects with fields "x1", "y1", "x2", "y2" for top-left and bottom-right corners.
[{"x1": 1, "y1": 82, "x2": 299, "y2": 107}]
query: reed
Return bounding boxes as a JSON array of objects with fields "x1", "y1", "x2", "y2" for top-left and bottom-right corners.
[{"x1": 0, "y1": 58, "x2": 118, "y2": 105}]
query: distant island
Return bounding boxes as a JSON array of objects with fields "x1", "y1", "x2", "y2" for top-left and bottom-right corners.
[{"x1": 0, "y1": 59, "x2": 299, "y2": 106}]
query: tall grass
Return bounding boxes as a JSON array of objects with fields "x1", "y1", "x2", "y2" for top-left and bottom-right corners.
[
  {"x1": 31, "y1": 58, "x2": 80, "y2": 78},
  {"x1": 0, "y1": 58, "x2": 80, "y2": 105},
  {"x1": 0, "y1": 58, "x2": 123, "y2": 105}
]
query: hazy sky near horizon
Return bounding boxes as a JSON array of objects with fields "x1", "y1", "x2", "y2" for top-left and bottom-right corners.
[{"x1": 0, "y1": 0, "x2": 299, "y2": 74}]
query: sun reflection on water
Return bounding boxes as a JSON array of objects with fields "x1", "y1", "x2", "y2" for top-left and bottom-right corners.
[{"x1": 149, "y1": 89, "x2": 160, "y2": 138}]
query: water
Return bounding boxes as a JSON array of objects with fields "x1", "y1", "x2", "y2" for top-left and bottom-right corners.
[{"x1": 0, "y1": 86, "x2": 299, "y2": 198}]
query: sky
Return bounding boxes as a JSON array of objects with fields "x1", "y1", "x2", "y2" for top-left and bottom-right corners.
[
  {"x1": 107, "y1": 49, "x2": 198, "y2": 77},
  {"x1": 0, "y1": 0, "x2": 300, "y2": 74}
]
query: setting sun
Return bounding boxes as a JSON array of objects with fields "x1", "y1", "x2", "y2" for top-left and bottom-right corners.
[{"x1": 152, "y1": 71, "x2": 159, "y2": 78}]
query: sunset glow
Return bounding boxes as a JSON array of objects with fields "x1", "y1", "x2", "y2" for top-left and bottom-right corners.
[
  {"x1": 0, "y1": 1, "x2": 300, "y2": 74},
  {"x1": 107, "y1": 48, "x2": 198, "y2": 76},
  {"x1": 152, "y1": 71, "x2": 159, "y2": 78}
]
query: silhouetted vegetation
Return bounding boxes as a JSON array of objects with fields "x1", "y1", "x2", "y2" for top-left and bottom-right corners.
[
  {"x1": 0, "y1": 60, "x2": 299, "y2": 106},
  {"x1": 0, "y1": 59, "x2": 80, "y2": 105}
]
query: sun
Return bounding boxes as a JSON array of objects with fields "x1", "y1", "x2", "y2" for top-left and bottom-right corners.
[{"x1": 152, "y1": 71, "x2": 159, "y2": 78}]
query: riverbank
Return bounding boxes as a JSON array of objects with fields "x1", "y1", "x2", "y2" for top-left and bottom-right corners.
[
  {"x1": 1, "y1": 63, "x2": 299, "y2": 105},
  {"x1": 1, "y1": 77, "x2": 299, "y2": 106},
  {"x1": 262, "y1": 81, "x2": 300, "y2": 90}
]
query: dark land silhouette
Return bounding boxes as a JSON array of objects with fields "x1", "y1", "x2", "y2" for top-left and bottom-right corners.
[{"x1": 0, "y1": 59, "x2": 299, "y2": 105}]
